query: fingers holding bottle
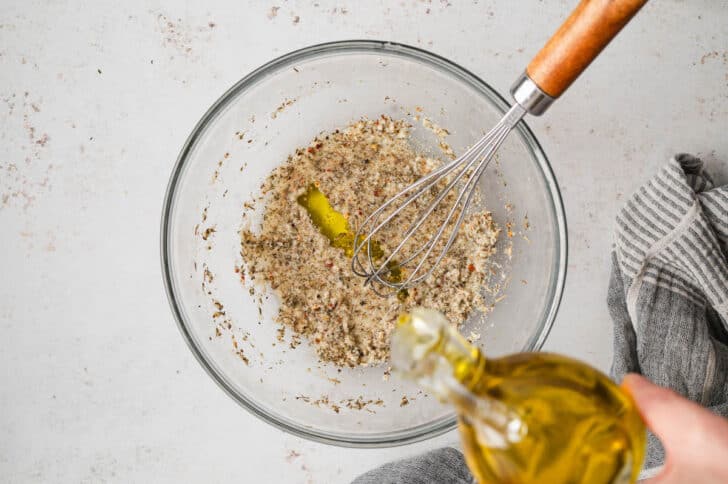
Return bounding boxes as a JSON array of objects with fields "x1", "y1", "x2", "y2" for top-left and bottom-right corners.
[{"x1": 622, "y1": 373, "x2": 728, "y2": 484}]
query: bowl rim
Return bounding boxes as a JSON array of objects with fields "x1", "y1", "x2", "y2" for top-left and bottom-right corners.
[{"x1": 160, "y1": 39, "x2": 568, "y2": 448}]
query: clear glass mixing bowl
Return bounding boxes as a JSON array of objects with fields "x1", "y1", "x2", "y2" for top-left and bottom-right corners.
[{"x1": 161, "y1": 40, "x2": 567, "y2": 446}]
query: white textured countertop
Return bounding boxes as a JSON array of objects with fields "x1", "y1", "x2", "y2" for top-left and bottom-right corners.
[{"x1": 1, "y1": 1, "x2": 727, "y2": 482}]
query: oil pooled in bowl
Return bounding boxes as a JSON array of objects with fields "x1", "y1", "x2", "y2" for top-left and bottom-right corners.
[{"x1": 296, "y1": 182, "x2": 405, "y2": 287}]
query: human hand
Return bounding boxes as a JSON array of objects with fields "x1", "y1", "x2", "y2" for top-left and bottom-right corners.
[{"x1": 622, "y1": 373, "x2": 728, "y2": 483}]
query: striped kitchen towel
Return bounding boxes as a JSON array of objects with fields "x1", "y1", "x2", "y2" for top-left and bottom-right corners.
[
  {"x1": 609, "y1": 153, "x2": 728, "y2": 473},
  {"x1": 351, "y1": 447, "x2": 473, "y2": 484}
]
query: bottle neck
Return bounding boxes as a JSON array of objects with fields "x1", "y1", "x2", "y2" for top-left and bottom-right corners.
[
  {"x1": 390, "y1": 308, "x2": 487, "y2": 393},
  {"x1": 391, "y1": 308, "x2": 526, "y2": 447}
]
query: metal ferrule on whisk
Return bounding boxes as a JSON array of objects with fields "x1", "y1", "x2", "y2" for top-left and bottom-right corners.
[{"x1": 510, "y1": 72, "x2": 555, "y2": 116}]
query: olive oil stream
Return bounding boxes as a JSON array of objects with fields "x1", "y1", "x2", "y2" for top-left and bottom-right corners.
[
  {"x1": 391, "y1": 309, "x2": 646, "y2": 484},
  {"x1": 297, "y1": 183, "x2": 406, "y2": 295}
]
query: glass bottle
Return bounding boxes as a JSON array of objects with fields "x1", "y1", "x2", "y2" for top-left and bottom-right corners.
[{"x1": 391, "y1": 308, "x2": 646, "y2": 484}]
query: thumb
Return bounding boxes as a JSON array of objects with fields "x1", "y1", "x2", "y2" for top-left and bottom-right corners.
[
  {"x1": 622, "y1": 373, "x2": 728, "y2": 464},
  {"x1": 621, "y1": 373, "x2": 699, "y2": 451}
]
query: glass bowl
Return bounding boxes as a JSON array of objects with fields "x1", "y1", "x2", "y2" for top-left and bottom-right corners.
[{"x1": 161, "y1": 40, "x2": 567, "y2": 447}]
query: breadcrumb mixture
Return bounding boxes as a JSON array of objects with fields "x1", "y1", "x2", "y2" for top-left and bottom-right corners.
[{"x1": 241, "y1": 117, "x2": 499, "y2": 367}]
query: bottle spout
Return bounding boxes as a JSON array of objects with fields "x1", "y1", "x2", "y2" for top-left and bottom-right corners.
[
  {"x1": 390, "y1": 308, "x2": 450, "y2": 379},
  {"x1": 391, "y1": 307, "x2": 481, "y2": 386},
  {"x1": 391, "y1": 308, "x2": 527, "y2": 448},
  {"x1": 391, "y1": 307, "x2": 480, "y2": 404}
]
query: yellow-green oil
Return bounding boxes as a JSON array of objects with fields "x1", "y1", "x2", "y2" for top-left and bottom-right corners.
[
  {"x1": 297, "y1": 183, "x2": 406, "y2": 294},
  {"x1": 297, "y1": 183, "x2": 361, "y2": 258},
  {"x1": 394, "y1": 311, "x2": 646, "y2": 484}
]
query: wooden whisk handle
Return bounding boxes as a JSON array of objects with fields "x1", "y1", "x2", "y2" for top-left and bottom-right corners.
[{"x1": 527, "y1": 0, "x2": 648, "y2": 99}]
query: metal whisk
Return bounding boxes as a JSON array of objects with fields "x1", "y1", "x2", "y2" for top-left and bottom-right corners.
[{"x1": 352, "y1": 0, "x2": 647, "y2": 292}]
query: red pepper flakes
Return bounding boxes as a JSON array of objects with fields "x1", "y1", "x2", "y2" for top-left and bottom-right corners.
[{"x1": 468, "y1": 263, "x2": 475, "y2": 272}]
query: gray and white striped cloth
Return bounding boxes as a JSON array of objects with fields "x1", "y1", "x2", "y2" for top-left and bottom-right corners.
[{"x1": 609, "y1": 153, "x2": 728, "y2": 476}]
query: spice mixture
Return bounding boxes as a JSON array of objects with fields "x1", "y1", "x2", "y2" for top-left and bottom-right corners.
[{"x1": 241, "y1": 116, "x2": 500, "y2": 367}]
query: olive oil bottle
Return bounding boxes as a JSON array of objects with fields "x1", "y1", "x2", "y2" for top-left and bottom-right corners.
[{"x1": 391, "y1": 308, "x2": 646, "y2": 484}]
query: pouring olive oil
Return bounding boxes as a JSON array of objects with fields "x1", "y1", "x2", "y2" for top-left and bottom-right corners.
[{"x1": 391, "y1": 309, "x2": 646, "y2": 484}]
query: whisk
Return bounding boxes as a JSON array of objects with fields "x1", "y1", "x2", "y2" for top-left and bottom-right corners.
[{"x1": 352, "y1": 0, "x2": 647, "y2": 292}]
